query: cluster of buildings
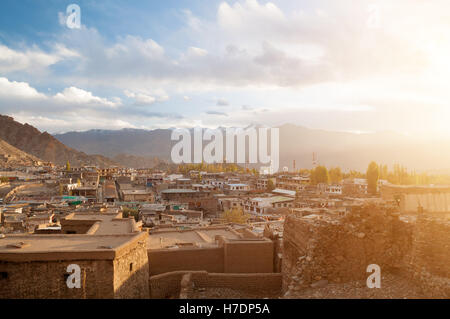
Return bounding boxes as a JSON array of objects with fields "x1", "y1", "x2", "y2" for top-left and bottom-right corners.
[{"x1": 1, "y1": 162, "x2": 447, "y2": 299}]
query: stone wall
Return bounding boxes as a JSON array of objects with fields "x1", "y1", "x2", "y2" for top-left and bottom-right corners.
[
  {"x1": 409, "y1": 217, "x2": 450, "y2": 297},
  {"x1": 0, "y1": 259, "x2": 115, "y2": 299},
  {"x1": 113, "y1": 238, "x2": 150, "y2": 298},
  {"x1": 0, "y1": 234, "x2": 150, "y2": 299},
  {"x1": 282, "y1": 205, "x2": 449, "y2": 298},
  {"x1": 148, "y1": 270, "x2": 282, "y2": 299},
  {"x1": 149, "y1": 270, "x2": 187, "y2": 298}
]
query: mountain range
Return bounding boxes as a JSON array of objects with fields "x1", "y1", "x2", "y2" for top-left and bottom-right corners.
[
  {"x1": 54, "y1": 124, "x2": 450, "y2": 171},
  {"x1": 1, "y1": 114, "x2": 448, "y2": 171}
]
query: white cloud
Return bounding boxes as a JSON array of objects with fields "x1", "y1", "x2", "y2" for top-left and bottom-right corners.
[
  {"x1": 124, "y1": 90, "x2": 156, "y2": 105},
  {"x1": 54, "y1": 87, "x2": 121, "y2": 107},
  {"x1": 187, "y1": 47, "x2": 208, "y2": 57},
  {"x1": 1, "y1": 0, "x2": 449, "y2": 137},
  {"x1": 43, "y1": 0, "x2": 428, "y2": 93},
  {"x1": 11, "y1": 113, "x2": 138, "y2": 133},
  {"x1": 124, "y1": 89, "x2": 169, "y2": 105},
  {"x1": 106, "y1": 36, "x2": 165, "y2": 60},
  {"x1": 218, "y1": 0, "x2": 285, "y2": 33},
  {"x1": 183, "y1": 9, "x2": 202, "y2": 31},
  {"x1": 0, "y1": 77, "x2": 46, "y2": 99},
  {"x1": 0, "y1": 44, "x2": 79, "y2": 74}
]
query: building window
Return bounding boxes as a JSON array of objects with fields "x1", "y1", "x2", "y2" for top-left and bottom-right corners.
[
  {"x1": 129, "y1": 263, "x2": 133, "y2": 272},
  {"x1": 0, "y1": 272, "x2": 8, "y2": 280}
]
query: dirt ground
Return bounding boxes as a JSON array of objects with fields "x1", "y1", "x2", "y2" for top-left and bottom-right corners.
[
  {"x1": 284, "y1": 273, "x2": 427, "y2": 299},
  {"x1": 188, "y1": 273, "x2": 427, "y2": 299}
]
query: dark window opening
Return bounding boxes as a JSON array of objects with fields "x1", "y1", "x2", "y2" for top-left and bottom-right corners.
[
  {"x1": 129, "y1": 263, "x2": 133, "y2": 272},
  {"x1": 63, "y1": 273, "x2": 70, "y2": 281},
  {"x1": 0, "y1": 272, "x2": 8, "y2": 280}
]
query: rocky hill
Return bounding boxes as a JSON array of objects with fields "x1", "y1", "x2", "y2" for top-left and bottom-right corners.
[
  {"x1": 0, "y1": 115, "x2": 117, "y2": 167},
  {"x1": 0, "y1": 138, "x2": 42, "y2": 168}
]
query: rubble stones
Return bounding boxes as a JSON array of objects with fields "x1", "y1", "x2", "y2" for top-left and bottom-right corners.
[{"x1": 282, "y1": 204, "x2": 450, "y2": 298}]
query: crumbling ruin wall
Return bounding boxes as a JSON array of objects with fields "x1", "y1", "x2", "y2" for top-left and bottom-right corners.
[
  {"x1": 149, "y1": 271, "x2": 187, "y2": 298},
  {"x1": 409, "y1": 217, "x2": 450, "y2": 297},
  {"x1": 283, "y1": 207, "x2": 411, "y2": 289},
  {"x1": 283, "y1": 205, "x2": 449, "y2": 298}
]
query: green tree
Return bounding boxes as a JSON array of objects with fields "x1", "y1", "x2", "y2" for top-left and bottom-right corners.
[
  {"x1": 222, "y1": 207, "x2": 250, "y2": 224},
  {"x1": 311, "y1": 165, "x2": 329, "y2": 184},
  {"x1": 66, "y1": 160, "x2": 71, "y2": 172},
  {"x1": 366, "y1": 161, "x2": 380, "y2": 194},
  {"x1": 267, "y1": 179, "x2": 275, "y2": 192},
  {"x1": 122, "y1": 207, "x2": 139, "y2": 222},
  {"x1": 329, "y1": 167, "x2": 343, "y2": 184}
]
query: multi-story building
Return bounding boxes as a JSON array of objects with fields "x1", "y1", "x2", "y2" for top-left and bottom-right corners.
[{"x1": 276, "y1": 175, "x2": 310, "y2": 192}]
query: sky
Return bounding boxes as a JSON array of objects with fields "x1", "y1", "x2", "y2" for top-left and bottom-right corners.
[{"x1": 0, "y1": 0, "x2": 450, "y2": 138}]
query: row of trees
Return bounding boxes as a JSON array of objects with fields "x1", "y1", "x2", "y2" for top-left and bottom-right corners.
[
  {"x1": 307, "y1": 162, "x2": 450, "y2": 194},
  {"x1": 177, "y1": 162, "x2": 259, "y2": 176},
  {"x1": 175, "y1": 161, "x2": 450, "y2": 192}
]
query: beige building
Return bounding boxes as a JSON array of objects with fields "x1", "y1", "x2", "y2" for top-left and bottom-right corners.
[
  {"x1": 147, "y1": 225, "x2": 275, "y2": 275},
  {"x1": 0, "y1": 233, "x2": 149, "y2": 299},
  {"x1": 381, "y1": 184, "x2": 450, "y2": 217},
  {"x1": 0, "y1": 211, "x2": 149, "y2": 299},
  {"x1": 121, "y1": 189, "x2": 154, "y2": 202}
]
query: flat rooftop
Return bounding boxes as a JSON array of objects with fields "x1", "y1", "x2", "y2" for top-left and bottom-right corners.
[
  {"x1": 161, "y1": 189, "x2": 197, "y2": 194},
  {"x1": 62, "y1": 213, "x2": 138, "y2": 235},
  {"x1": 0, "y1": 232, "x2": 147, "y2": 261},
  {"x1": 147, "y1": 226, "x2": 241, "y2": 249},
  {"x1": 122, "y1": 189, "x2": 152, "y2": 195}
]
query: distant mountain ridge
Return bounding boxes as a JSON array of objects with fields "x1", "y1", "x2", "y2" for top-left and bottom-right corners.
[
  {"x1": 54, "y1": 124, "x2": 450, "y2": 171},
  {"x1": 0, "y1": 115, "x2": 118, "y2": 167},
  {"x1": 54, "y1": 128, "x2": 172, "y2": 159}
]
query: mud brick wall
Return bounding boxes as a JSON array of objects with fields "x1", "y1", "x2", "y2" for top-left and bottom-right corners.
[
  {"x1": 149, "y1": 271, "x2": 282, "y2": 299},
  {"x1": 0, "y1": 260, "x2": 115, "y2": 299},
  {"x1": 409, "y1": 217, "x2": 450, "y2": 297},
  {"x1": 223, "y1": 240, "x2": 274, "y2": 273},
  {"x1": 113, "y1": 240, "x2": 150, "y2": 298},
  {"x1": 148, "y1": 247, "x2": 224, "y2": 275},
  {"x1": 179, "y1": 273, "x2": 194, "y2": 299},
  {"x1": 205, "y1": 273, "x2": 282, "y2": 295},
  {"x1": 148, "y1": 239, "x2": 275, "y2": 276}
]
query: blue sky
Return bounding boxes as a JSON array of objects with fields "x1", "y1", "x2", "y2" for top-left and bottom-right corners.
[{"x1": 0, "y1": 0, "x2": 449, "y2": 137}]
